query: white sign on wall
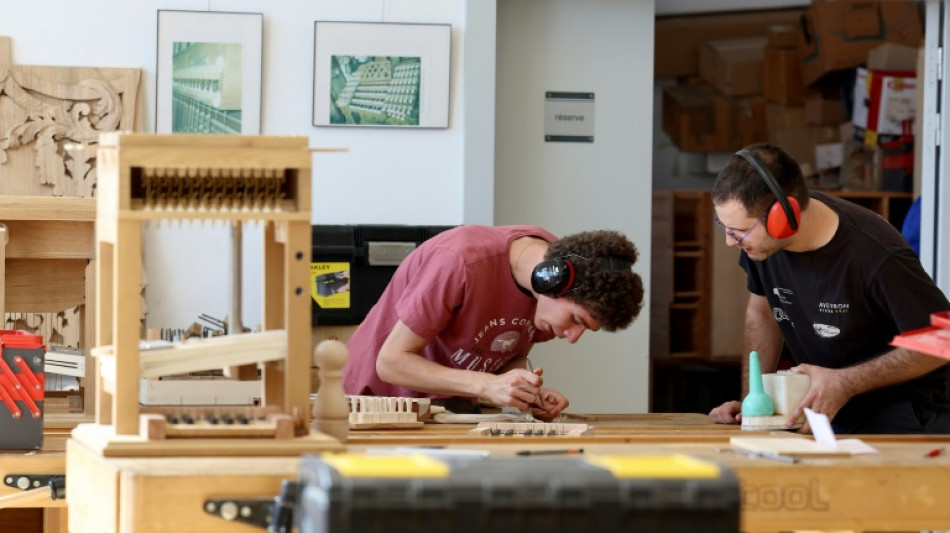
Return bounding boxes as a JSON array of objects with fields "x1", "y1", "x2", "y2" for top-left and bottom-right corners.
[{"x1": 544, "y1": 91, "x2": 595, "y2": 142}]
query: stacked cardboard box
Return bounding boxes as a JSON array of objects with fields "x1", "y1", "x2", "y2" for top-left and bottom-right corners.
[
  {"x1": 663, "y1": 34, "x2": 770, "y2": 153},
  {"x1": 763, "y1": 25, "x2": 804, "y2": 105},
  {"x1": 797, "y1": 0, "x2": 923, "y2": 86},
  {"x1": 848, "y1": 43, "x2": 920, "y2": 192},
  {"x1": 660, "y1": 1, "x2": 923, "y2": 193}
]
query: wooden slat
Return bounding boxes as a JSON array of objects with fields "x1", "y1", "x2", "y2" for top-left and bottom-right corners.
[
  {"x1": 0, "y1": 198, "x2": 96, "y2": 221},
  {"x1": 2, "y1": 221, "x2": 94, "y2": 259},
  {"x1": 5, "y1": 259, "x2": 86, "y2": 312}
]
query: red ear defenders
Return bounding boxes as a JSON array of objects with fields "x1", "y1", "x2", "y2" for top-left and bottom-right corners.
[
  {"x1": 531, "y1": 255, "x2": 633, "y2": 297},
  {"x1": 735, "y1": 149, "x2": 801, "y2": 240}
]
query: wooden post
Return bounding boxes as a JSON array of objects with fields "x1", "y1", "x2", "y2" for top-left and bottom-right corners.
[
  {"x1": 261, "y1": 221, "x2": 286, "y2": 410},
  {"x1": 112, "y1": 219, "x2": 141, "y2": 435},
  {"x1": 0, "y1": 223, "x2": 7, "y2": 320}
]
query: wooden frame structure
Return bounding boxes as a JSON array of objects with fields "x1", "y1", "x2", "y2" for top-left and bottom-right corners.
[{"x1": 84, "y1": 133, "x2": 324, "y2": 454}]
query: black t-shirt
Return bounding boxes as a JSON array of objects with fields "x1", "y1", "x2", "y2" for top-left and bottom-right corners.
[{"x1": 740, "y1": 191, "x2": 950, "y2": 424}]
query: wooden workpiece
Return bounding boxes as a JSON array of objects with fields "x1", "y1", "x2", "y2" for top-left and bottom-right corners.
[{"x1": 0, "y1": 36, "x2": 141, "y2": 198}]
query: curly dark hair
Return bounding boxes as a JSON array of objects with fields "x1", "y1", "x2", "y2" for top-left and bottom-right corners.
[
  {"x1": 712, "y1": 143, "x2": 810, "y2": 215},
  {"x1": 545, "y1": 230, "x2": 644, "y2": 331}
]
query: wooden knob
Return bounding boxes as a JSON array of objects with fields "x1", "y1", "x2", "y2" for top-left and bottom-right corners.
[{"x1": 314, "y1": 339, "x2": 348, "y2": 371}]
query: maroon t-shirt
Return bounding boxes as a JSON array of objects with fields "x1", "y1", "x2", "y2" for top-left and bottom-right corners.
[{"x1": 343, "y1": 225, "x2": 557, "y2": 398}]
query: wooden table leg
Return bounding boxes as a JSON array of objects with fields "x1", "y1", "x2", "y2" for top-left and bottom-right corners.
[{"x1": 43, "y1": 508, "x2": 67, "y2": 533}]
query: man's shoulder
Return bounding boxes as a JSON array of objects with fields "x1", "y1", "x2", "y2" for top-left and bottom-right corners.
[{"x1": 433, "y1": 225, "x2": 555, "y2": 245}]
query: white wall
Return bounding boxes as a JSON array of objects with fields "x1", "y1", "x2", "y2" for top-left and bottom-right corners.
[
  {"x1": 495, "y1": 0, "x2": 655, "y2": 413},
  {"x1": 0, "y1": 0, "x2": 494, "y2": 331}
]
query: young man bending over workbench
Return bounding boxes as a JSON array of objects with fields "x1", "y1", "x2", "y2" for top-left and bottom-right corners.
[{"x1": 343, "y1": 225, "x2": 644, "y2": 421}]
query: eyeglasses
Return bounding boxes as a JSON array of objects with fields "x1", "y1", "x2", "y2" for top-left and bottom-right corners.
[{"x1": 713, "y1": 212, "x2": 767, "y2": 246}]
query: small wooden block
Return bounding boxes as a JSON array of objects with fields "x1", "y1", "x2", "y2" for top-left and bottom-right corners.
[
  {"x1": 140, "y1": 414, "x2": 167, "y2": 440},
  {"x1": 348, "y1": 421, "x2": 425, "y2": 430},
  {"x1": 741, "y1": 414, "x2": 803, "y2": 431},
  {"x1": 269, "y1": 413, "x2": 295, "y2": 439}
]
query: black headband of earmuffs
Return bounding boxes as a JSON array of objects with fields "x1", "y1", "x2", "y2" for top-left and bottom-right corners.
[{"x1": 531, "y1": 255, "x2": 633, "y2": 296}]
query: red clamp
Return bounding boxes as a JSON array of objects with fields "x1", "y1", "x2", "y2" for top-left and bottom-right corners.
[{"x1": 0, "y1": 355, "x2": 43, "y2": 419}]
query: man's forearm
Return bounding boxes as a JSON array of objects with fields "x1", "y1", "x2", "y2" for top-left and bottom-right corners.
[
  {"x1": 838, "y1": 348, "x2": 948, "y2": 398},
  {"x1": 377, "y1": 350, "x2": 487, "y2": 398}
]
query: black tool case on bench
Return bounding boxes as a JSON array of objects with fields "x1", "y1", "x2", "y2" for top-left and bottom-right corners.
[
  {"x1": 293, "y1": 453, "x2": 740, "y2": 533},
  {"x1": 310, "y1": 225, "x2": 454, "y2": 325}
]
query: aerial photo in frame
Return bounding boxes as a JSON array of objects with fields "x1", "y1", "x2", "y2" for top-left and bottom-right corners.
[
  {"x1": 329, "y1": 55, "x2": 420, "y2": 126},
  {"x1": 171, "y1": 42, "x2": 244, "y2": 134}
]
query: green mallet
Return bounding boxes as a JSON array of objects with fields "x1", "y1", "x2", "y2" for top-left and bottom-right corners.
[{"x1": 741, "y1": 350, "x2": 774, "y2": 417}]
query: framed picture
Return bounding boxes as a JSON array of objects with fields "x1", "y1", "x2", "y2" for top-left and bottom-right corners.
[
  {"x1": 156, "y1": 10, "x2": 263, "y2": 134},
  {"x1": 312, "y1": 21, "x2": 451, "y2": 128}
]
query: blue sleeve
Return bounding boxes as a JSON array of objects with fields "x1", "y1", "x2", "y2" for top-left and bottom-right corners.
[{"x1": 901, "y1": 196, "x2": 922, "y2": 256}]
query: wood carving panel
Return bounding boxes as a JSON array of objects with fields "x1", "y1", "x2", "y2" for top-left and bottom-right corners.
[{"x1": 0, "y1": 36, "x2": 141, "y2": 197}]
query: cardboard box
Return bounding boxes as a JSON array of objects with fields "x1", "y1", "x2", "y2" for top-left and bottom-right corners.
[
  {"x1": 655, "y1": 8, "x2": 804, "y2": 79},
  {"x1": 699, "y1": 37, "x2": 767, "y2": 96},
  {"x1": 840, "y1": 142, "x2": 880, "y2": 191},
  {"x1": 797, "y1": 0, "x2": 923, "y2": 86},
  {"x1": 735, "y1": 96, "x2": 768, "y2": 146},
  {"x1": 804, "y1": 95, "x2": 845, "y2": 126},
  {"x1": 852, "y1": 67, "x2": 917, "y2": 146},
  {"x1": 767, "y1": 24, "x2": 798, "y2": 49},
  {"x1": 662, "y1": 84, "x2": 734, "y2": 152},
  {"x1": 765, "y1": 103, "x2": 806, "y2": 143},
  {"x1": 774, "y1": 125, "x2": 839, "y2": 172},
  {"x1": 868, "y1": 42, "x2": 920, "y2": 71},
  {"x1": 763, "y1": 46, "x2": 805, "y2": 105},
  {"x1": 815, "y1": 142, "x2": 844, "y2": 170}
]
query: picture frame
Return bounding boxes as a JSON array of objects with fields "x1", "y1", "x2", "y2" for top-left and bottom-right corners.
[
  {"x1": 156, "y1": 10, "x2": 263, "y2": 134},
  {"x1": 312, "y1": 21, "x2": 451, "y2": 128}
]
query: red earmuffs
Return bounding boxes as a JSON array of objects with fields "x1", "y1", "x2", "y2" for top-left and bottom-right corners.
[{"x1": 737, "y1": 149, "x2": 800, "y2": 240}]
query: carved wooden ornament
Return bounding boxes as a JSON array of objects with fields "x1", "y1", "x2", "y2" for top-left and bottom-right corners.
[{"x1": 0, "y1": 36, "x2": 141, "y2": 197}]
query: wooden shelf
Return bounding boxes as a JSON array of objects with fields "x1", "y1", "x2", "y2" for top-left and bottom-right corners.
[{"x1": 823, "y1": 190, "x2": 913, "y2": 228}]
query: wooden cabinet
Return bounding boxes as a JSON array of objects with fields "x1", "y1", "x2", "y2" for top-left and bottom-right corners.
[{"x1": 651, "y1": 190, "x2": 746, "y2": 361}]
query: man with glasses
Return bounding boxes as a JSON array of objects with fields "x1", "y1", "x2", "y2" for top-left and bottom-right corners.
[
  {"x1": 343, "y1": 225, "x2": 644, "y2": 421},
  {"x1": 708, "y1": 143, "x2": 950, "y2": 434}
]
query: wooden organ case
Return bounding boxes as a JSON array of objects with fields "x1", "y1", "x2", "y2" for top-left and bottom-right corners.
[{"x1": 70, "y1": 133, "x2": 342, "y2": 457}]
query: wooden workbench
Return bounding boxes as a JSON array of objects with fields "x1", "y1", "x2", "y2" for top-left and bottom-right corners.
[
  {"x1": 61, "y1": 413, "x2": 950, "y2": 533},
  {"x1": 0, "y1": 414, "x2": 90, "y2": 533}
]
